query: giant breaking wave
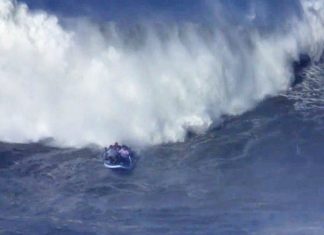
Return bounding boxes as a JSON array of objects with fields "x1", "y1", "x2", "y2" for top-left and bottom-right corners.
[{"x1": 0, "y1": 0, "x2": 323, "y2": 146}]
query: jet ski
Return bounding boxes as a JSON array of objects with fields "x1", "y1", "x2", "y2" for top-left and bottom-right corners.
[{"x1": 102, "y1": 144, "x2": 135, "y2": 170}]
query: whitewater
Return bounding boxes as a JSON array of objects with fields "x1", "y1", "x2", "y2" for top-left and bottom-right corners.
[
  {"x1": 0, "y1": 0, "x2": 323, "y2": 146},
  {"x1": 1, "y1": 1, "x2": 324, "y2": 234}
]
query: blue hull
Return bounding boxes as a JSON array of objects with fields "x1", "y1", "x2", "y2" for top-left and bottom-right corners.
[{"x1": 103, "y1": 156, "x2": 134, "y2": 170}]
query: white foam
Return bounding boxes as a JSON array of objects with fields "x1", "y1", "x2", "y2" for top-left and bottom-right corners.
[{"x1": 0, "y1": 0, "x2": 323, "y2": 146}]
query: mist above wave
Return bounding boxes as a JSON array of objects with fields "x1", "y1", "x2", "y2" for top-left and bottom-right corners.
[{"x1": 0, "y1": 0, "x2": 323, "y2": 146}]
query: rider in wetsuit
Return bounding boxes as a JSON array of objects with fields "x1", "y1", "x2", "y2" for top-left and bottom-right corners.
[{"x1": 105, "y1": 142, "x2": 130, "y2": 164}]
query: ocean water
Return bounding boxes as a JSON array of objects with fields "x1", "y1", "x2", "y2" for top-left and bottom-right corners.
[{"x1": 0, "y1": 0, "x2": 323, "y2": 234}]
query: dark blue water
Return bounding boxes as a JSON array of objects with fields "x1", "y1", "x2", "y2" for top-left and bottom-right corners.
[{"x1": 1, "y1": 1, "x2": 324, "y2": 234}]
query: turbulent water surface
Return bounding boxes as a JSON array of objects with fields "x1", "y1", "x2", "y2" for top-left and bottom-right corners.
[{"x1": 0, "y1": 0, "x2": 324, "y2": 234}]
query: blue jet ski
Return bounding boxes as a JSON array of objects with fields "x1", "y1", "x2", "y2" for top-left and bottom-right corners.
[{"x1": 102, "y1": 144, "x2": 135, "y2": 170}]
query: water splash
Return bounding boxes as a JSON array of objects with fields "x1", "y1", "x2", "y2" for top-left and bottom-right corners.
[{"x1": 0, "y1": 0, "x2": 323, "y2": 146}]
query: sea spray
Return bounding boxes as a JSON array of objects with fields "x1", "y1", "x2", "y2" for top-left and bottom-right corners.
[{"x1": 0, "y1": 0, "x2": 323, "y2": 146}]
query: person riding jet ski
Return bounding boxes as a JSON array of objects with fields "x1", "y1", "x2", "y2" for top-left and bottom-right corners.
[
  {"x1": 103, "y1": 142, "x2": 134, "y2": 170},
  {"x1": 104, "y1": 146, "x2": 119, "y2": 164}
]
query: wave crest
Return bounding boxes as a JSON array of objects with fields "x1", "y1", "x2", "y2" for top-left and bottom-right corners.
[{"x1": 0, "y1": 0, "x2": 323, "y2": 146}]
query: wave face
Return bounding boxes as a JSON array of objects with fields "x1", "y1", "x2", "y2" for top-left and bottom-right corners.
[{"x1": 0, "y1": 0, "x2": 323, "y2": 146}]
